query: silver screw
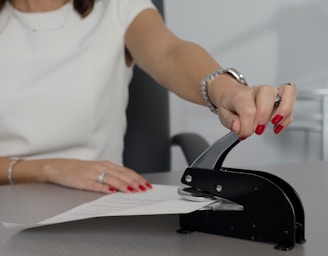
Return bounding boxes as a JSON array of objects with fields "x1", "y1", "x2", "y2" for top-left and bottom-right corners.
[
  {"x1": 216, "y1": 185, "x2": 223, "y2": 192},
  {"x1": 185, "y1": 175, "x2": 192, "y2": 183}
]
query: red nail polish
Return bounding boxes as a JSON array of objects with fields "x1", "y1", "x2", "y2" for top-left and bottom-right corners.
[
  {"x1": 127, "y1": 186, "x2": 135, "y2": 192},
  {"x1": 274, "y1": 124, "x2": 284, "y2": 134},
  {"x1": 139, "y1": 185, "x2": 146, "y2": 191},
  {"x1": 108, "y1": 187, "x2": 116, "y2": 192},
  {"x1": 145, "y1": 182, "x2": 152, "y2": 189},
  {"x1": 255, "y1": 124, "x2": 266, "y2": 135},
  {"x1": 271, "y1": 115, "x2": 283, "y2": 125},
  {"x1": 239, "y1": 137, "x2": 246, "y2": 141}
]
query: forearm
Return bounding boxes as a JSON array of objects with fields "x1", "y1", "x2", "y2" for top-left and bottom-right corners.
[
  {"x1": 153, "y1": 40, "x2": 222, "y2": 105},
  {"x1": 150, "y1": 39, "x2": 247, "y2": 112},
  {"x1": 0, "y1": 157, "x2": 154, "y2": 194},
  {"x1": 125, "y1": 8, "x2": 231, "y2": 106}
]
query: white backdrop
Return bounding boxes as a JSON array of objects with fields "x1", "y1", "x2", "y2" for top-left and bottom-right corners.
[{"x1": 164, "y1": 0, "x2": 328, "y2": 171}]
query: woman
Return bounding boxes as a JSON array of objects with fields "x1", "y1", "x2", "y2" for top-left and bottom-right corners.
[{"x1": 0, "y1": 0, "x2": 296, "y2": 193}]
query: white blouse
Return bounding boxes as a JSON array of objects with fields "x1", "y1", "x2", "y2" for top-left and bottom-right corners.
[{"x1": 0, "y1": 0, "x2": 155, "y2": 164}]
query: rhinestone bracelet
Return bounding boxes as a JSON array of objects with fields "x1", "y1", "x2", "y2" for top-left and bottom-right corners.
[{"x1": 200, "y1": 67, "x2": 248, "y2": 114}]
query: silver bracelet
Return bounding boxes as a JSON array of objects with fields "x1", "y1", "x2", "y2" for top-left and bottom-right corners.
[
  {"x1": 200, "y1": 67, "x2": 248, "y2": 114},
  {"x1": 8, "y1": 159, "x2": 22, "y2": 185}
]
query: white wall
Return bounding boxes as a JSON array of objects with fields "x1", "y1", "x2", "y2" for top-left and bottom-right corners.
[{"x1": 164, "y1": 0, "x2": 328, "y2": 171}]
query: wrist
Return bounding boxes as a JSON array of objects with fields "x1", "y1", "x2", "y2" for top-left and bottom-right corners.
[
  {"x1": 12, "y1": 159, "x2": 50, "y2": 184},
  {"x1": 208, "y1": 73, "x2": 243, "y2": 108},
  {"x1": 200, "y1": 68, "x2": 248, "y2": 114},
  {"x1": 7, "y1": 159, "x2": 22, "y2": 185}
]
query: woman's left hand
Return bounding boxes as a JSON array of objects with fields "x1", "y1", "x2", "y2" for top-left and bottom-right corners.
[{"x1": 209, "y1": 76, "x2": 297, "y2": 138}]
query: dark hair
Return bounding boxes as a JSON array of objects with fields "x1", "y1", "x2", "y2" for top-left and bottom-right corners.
[{"x1": 0, "y1": 0, "x2": 95, "y2": 18}]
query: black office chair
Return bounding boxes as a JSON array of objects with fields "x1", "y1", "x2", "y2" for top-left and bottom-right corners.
[{"x1": 123, "y1": 0, "x2": 209, "y2": 173}]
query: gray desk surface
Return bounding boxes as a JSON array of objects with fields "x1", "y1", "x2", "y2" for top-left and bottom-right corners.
[{"x1": 1, "y1": 161, "x2": 327, "y2": 256}]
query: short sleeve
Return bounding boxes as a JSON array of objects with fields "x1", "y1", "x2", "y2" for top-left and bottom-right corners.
[{"x1": 117, "y1": 0, "x2": 156, "y2": 29}]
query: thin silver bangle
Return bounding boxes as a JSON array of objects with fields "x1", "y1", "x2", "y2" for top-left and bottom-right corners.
[{"x1": 8, "y1": 159, "x2": 22, "y2": 185}]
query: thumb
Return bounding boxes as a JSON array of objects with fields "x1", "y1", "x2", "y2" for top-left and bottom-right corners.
[
  {"x1": 230, "y1": 115, "x2": 241, "y2": 134},
  {"x1": 218, "y1": 108, "x2": 241, "y2": 134}
]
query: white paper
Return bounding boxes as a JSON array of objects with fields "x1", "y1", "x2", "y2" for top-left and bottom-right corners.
[{"x1": 2, "y1": 184, "x2": 213, "y2": 230}]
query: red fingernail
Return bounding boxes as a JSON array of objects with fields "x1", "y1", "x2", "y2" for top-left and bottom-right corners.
[
  {"x1": 271, "y1": 115, "x2": 283, "y2": 125},
  {"x1": 145, "y1": 182, "x2": 152, "y2": 189},
  {"x1": 139, "y1": 185, "x2": 146, "y2": 191},
  {"x1": 127, "y1": 186, "x2": 135, "y2": 192},
  {"x1": 239, "y1": 137, "x2": 246, "y2": 141},
  {"x1": 108, "y1": 187, "x2": 116, "y2": 192},
  {"x1": 255, "y1": 124, "x2": 266, "y2": 135},
  {"x1": 274, "y1": 124, "x2": 284, "y2": 134}
]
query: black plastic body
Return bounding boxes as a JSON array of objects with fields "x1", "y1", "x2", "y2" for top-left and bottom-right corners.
[{"x1": 179, "y1": 167, "x2": 306, "y2": 250}]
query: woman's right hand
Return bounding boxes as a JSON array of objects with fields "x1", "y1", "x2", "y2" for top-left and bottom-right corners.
[{"x1": 21, "y1": 158, "x2": 153, "y2": 194}]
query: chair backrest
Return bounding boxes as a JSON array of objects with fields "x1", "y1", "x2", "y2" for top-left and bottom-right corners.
[{"x1": 123, "y1": 0, "x2": 170, "y2": 173}]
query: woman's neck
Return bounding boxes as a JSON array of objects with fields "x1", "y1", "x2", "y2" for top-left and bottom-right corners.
[{"x1": 10, "y1": 0, "x2": 69, "y2": 12}]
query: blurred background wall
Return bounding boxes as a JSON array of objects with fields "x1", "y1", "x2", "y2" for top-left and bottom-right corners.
[{"x1": 164, "y1": 0, "x2": 328, "y2": 170}]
